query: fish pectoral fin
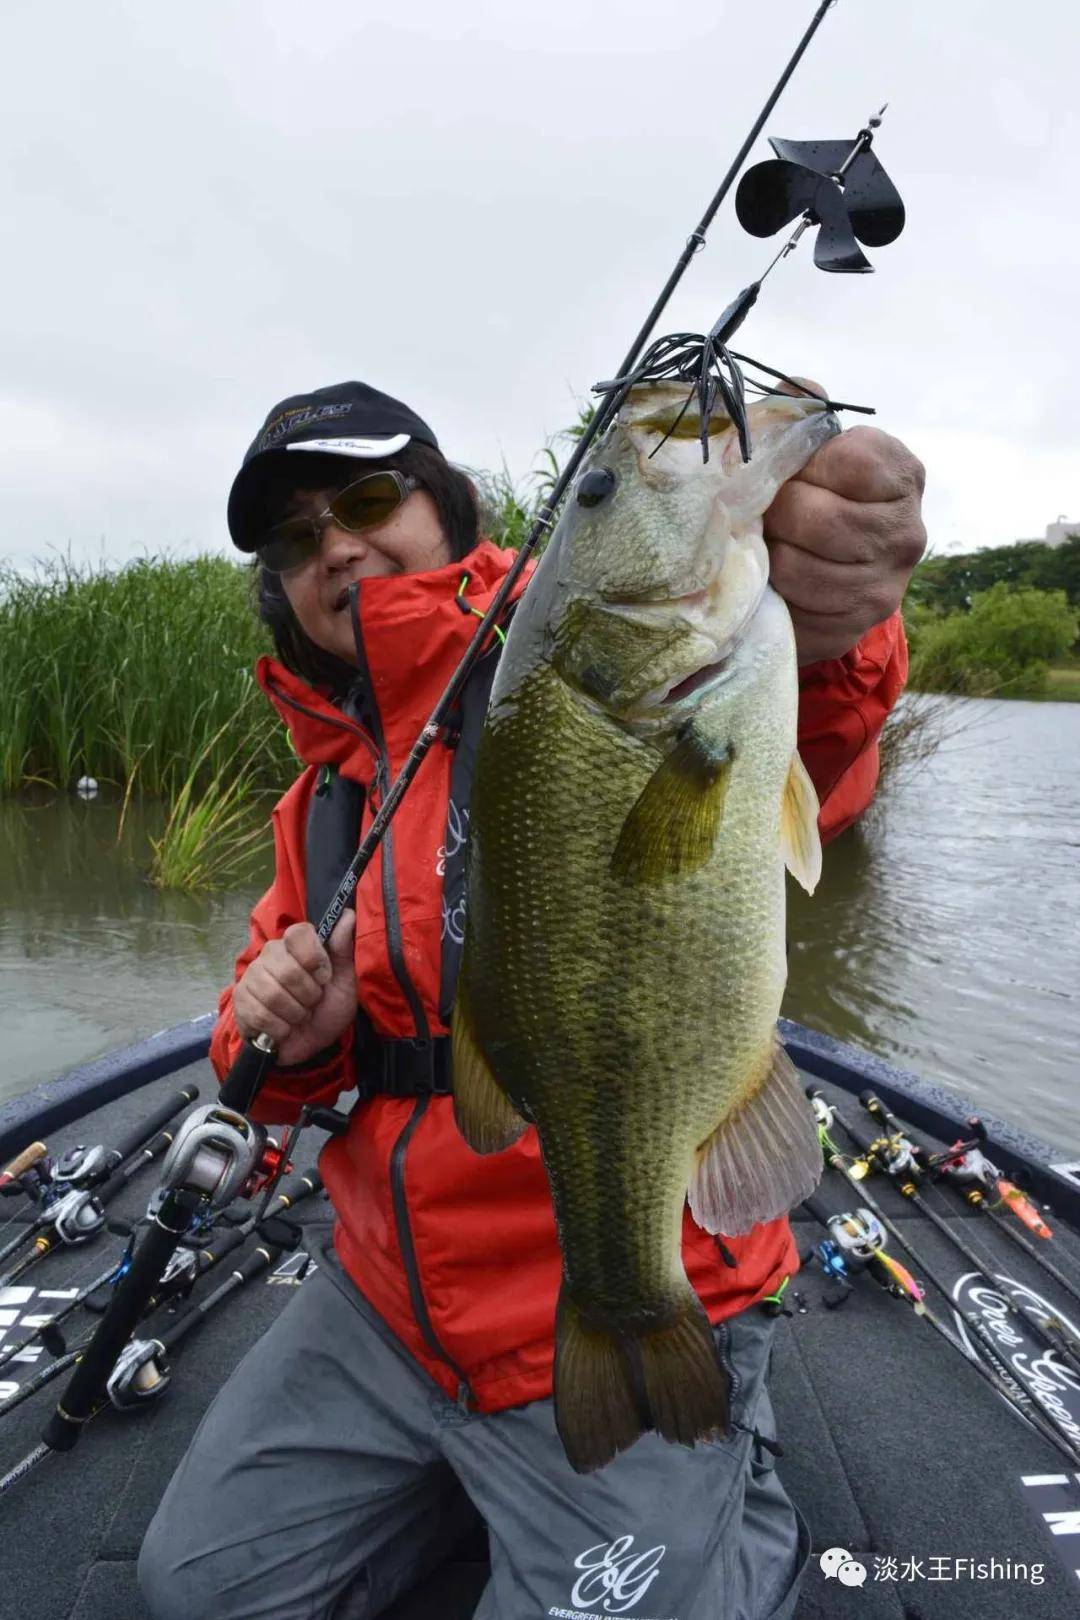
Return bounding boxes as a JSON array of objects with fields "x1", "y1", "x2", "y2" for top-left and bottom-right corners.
[
  {"x1": 610, "y1": 727, "x2": 732, "y2": 885},
  {"x1": 688, "y1": 1037, "x2": 822, "y2": 1236},
  {"x1": 780, "y1": 751, "x2": 822, "y2": 895},
  {"x1": 450, "y1": 985, "x2": 528, "y2": 1155}
]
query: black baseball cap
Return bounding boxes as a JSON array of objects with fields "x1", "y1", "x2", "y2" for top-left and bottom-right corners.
[{"x1": 227, "y1": 381, "x2": 440, "y2": 552}]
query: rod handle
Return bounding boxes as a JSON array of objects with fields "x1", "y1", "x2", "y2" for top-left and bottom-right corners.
[
  {"x1": 0, "y1": 1142, "x2": 47, "y2": 1188},
  {"x1": 41, "y1": 1187, "x2": 202, "y2": 1451},
  {"x1": 109, "y1": 1086, "x2": 200, "y2": 1167},
  {"x1": 219, "y1": 1037, "x2": 277, "y2": 1114},
  {"x1": 158, "y1": 1239, "x2": 285, "y2": 1352}
]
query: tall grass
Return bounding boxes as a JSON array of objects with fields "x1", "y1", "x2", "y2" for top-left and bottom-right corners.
[
  {"x1": 0, "y1": 554, "x2": 293, "y2": 796},
  {"x1": 148, "y1": 708, "x2": 273, "y2": 891}
]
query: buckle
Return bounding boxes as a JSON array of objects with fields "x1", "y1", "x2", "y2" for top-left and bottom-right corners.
[{"x1": 354, "y1": 1034, "x2": 453, "y2": 1099}]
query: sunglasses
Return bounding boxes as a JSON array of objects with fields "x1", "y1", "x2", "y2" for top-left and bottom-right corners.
[{"x1": 256, "y1": 471, "x2": 420, "y2": 574}]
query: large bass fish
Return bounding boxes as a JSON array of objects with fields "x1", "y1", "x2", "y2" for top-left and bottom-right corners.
[{"x1": 452, "y1": 384, "x2": 836, "y2": 1472}]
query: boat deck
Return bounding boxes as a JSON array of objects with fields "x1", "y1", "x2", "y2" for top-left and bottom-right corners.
[{"x1": 2, "y1": 1058, "x2": 1080, "y2": 1620}]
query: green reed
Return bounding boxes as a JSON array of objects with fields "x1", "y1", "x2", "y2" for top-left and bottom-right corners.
[
  {"x1": 0, "y1": 554, "x2": 294, "y2": 796},
  {"x1": 148, "y1": 709, "x2": 274, "y2": 892}
]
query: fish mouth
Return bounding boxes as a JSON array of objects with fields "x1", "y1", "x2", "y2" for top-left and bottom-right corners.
[{"x1": 660, "y1": 654, "x2": 732, "y2": 706}]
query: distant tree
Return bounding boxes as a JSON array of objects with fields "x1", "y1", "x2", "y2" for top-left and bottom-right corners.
[
  {"x1": 908, "y1": 536, "x2": 1080, "y2": 618},
  {"x1": 907, "y1": 583, "x2": 1078, "y2": 697}
]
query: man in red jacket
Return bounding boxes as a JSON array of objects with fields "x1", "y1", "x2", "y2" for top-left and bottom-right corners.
[{"x1": 139, "y1": 382, "x2": 925, "y2": 1620}]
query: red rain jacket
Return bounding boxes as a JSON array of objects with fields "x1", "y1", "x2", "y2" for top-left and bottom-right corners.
[{"x1": 210, "y1": 538, "x2": 907, "y2": 1411}]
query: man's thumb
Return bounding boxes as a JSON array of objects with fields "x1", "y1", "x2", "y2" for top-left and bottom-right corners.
[{"x1": 326, "y1": 909, "x2": 357, "y2": 975}]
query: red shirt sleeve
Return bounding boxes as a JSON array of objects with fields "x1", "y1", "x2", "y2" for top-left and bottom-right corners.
[
  {"x1": 796, "y1": 610, "x2": 908, "y2": 844},
  {"x1": 208, "y1": 773, "x2": 355, "y2": 1126}
]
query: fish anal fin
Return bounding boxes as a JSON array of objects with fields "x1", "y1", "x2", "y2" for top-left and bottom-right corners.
[
  {"x1": 450, "y1": 985, "x2": 527, "y2": 1155},
  {"x1": 781, "y1": 751, "x2": 822, "y2": 895},
  {"x1": 611, "y1": 728, "x2": 732, "y2": 886},
  {"x1": 688, "y1": 1037, "x2": 822, "y2": 1236}
]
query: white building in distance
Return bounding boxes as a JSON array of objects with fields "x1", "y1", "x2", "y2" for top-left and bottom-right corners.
[{"x1": 1044, "y1": 516, "x2": 1079, "y2": 548}]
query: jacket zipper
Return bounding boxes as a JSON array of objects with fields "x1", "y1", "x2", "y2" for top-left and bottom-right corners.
[
  {"x1": 346, "y1": 586, "x2": 474, "y2": 1405},
  {"x1": 391, "y1": 1096, "x2": 475, "y2": 1406},
  {"x1": 265, "y1": 677, "x2": 384, "y2": 772}
]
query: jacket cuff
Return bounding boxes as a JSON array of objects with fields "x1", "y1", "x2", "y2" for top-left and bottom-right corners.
[
  {"x1": 271, "y1": 1037, "x2": 347, "y2": 1077},
  {"x1": 797, "y1": 611, "x2": 904, "y2": 697}
]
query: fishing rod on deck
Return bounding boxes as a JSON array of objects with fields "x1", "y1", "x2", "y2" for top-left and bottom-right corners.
[
  {"x1": 859, "y1": 1092, "x2": 1080, "y2": 1313},
  {"x1": 0, "y1": 1165, "x2": 321, "y2": 1383},
  {"x1": 0, "y1": 1085, "x2": 199, "y2": 1278},
  {"x1": 0, "y1": 1181, "x2": 321, "y2": 1498},
  {"x1": 0, "y1": 1121, "x2": 184, "y2": 1294},
  {"x1": 809, "y1": 1094, "x2": 1080, "y2": 1465},
  {"x1": 814, "y1": 1091, "x2": 1080, "y2": 1377},
  {"x1": 798, "y1": 1195, "x2": 1080, "y2": 1463}
]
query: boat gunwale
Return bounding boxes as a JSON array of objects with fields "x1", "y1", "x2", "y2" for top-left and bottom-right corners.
[
  {"x1": 2, "y1": 1012, "x2": 1078, "y2": 1230},
  {"x1": 0, "y1": 1014, "x2": 215, "y2": 1162}
]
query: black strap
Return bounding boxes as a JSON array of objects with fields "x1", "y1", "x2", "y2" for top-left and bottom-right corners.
[{"x1": 353, "y1": 1035, "x2": 453, "y2": 1100}]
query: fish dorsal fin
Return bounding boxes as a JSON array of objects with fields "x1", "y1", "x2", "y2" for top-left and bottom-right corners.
[
  {"x1": 611, "y1": 727, "x2": 732, "y2": 885},
  {"x1": 451, "y1": 980, "x2": 528, "y2": 1154},
  {"x1": 688, "y1": 1036, "x2": 822, "y2": 1236},
  {"x1": 781, "y1": 751, "x2": 822, "y2": 895}
]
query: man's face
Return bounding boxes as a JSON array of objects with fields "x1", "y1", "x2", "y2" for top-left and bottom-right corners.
[{"x1": 279, "y1": 478, "x2": 452, "y2": 666}]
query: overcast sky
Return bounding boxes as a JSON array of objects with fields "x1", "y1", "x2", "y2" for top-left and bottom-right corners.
[{"x1": 1, "y1": 0, "x2": 1077, "y2": 572}]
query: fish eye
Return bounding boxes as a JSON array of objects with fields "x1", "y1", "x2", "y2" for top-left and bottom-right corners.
[{"x1": 576, "y1": 467, "x2": 616, "y2": 508}]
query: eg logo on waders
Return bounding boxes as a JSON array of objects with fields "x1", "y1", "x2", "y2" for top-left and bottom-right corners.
[{"x1": 569, "y1": 1535, "x2": 667, "y2": 1613}]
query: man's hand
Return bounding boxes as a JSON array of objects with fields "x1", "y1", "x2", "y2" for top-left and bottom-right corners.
[
  {"x1": 233, "y1": 915, "x2": 357, "y2": 1067},
  {"x1": 764, "y1": 399, "x2": 927, "y2": 665}
]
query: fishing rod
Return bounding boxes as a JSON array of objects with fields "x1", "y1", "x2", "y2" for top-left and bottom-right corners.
[
  {"x1": 810, "y1": 1096, "x2": 1080, "y2": 1464},
  {"x1": 0, "y1": 1141, "x2": 46, "y2": 1196},
  {"x1": 25, "y1": 1103, "x2": 264, "y2": 1461},
  {"x1": 0, "y1": 1226, "x2": 301, "y2": 1498},
  {"x1": 0, "y1": 1085, "x2": 199, "y2": 1275},
  {"x1": 816, "y1": 1092, "x2": 1080, "y2": 1376},
  {"x1": 0, "y1": 1122, "x2": 181, "y2": 1293},
  {"x1": 0, "y1": 1169, "x2": 321, "y2": 1420},
  {"x1": 860, "y1": 1092, "x2": 1080, "y2": 1312},
  {"x1": 219, "y1": 0, "x2": 857, "y2": 1117},
  {"x1": 799, "y1": 1196, "x2": 1080, "y2": 1461},
  {"x1": 0, "y1": 1164, "x2": 321, "y2": 1380}
]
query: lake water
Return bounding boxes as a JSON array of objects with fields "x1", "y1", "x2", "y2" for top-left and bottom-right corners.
[{"x1": 2, "y1": 698, "x2": 1078, "y2": 1149}]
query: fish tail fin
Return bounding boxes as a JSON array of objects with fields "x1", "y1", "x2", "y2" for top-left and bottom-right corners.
[
  {"x1": 689, "y1": 1035, "x2": 822, "y2": 1236},
  {"x1": 553, "y1": 1285, "x2": 729, "y2": 1473},
  {"x1": 554, "y1": 1287, "x2": 642, "y2": 1474},
  {"x1": 637, "y1": 1295, "x2": 730, "y2": 1449}
]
